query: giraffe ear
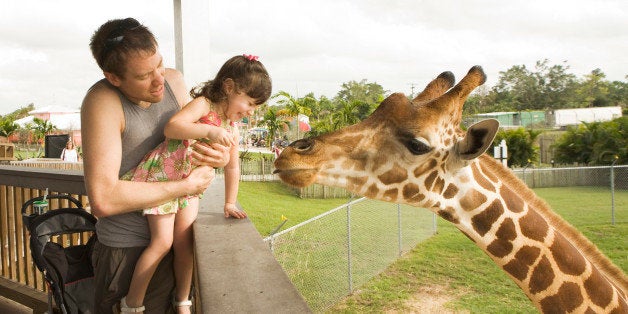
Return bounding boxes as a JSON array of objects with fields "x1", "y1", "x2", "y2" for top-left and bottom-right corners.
[{"x1": 456, "y1": 119, "x2": 499, "y2": 160}]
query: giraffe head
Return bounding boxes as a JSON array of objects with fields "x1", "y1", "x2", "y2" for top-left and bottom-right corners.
[{"x1": 274, "y1": 66, "x2": 499, "y2": 206}]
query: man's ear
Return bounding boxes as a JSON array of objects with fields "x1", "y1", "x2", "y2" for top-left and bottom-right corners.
[
  {"x1": 104, "y1": 72, "x2": 121, "y2": 87},
  {"x1": 456, "y1": 119, "x2": 499, "y2": 160}
]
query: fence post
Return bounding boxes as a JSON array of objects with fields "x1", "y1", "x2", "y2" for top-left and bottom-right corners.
[
  {"x1": 397, "y1": 204, "x2": 402, "y2": 256},
  {"x1": 611, "y1": 158, "x2": 617, "y2": 225},
  {"x1": 346, "y1": 201, "x2": 353, "y2": 293}
]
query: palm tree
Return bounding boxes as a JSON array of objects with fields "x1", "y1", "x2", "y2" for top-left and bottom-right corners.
[
  {"x1": 30, "y1": 117, "x2": 57, "y2": 155},
  {"x1": 260, "y1": 107, "x2": 289, "y2": 147},
  {"x1": 272, "y1": 91, "x2": 314, "y2": 140},
  {"x1": 333, "y1": 100, "x2": 361, "y2": 129},
  {"x1": 0, "y1": 118, "x2": 20, "y2": 140}
]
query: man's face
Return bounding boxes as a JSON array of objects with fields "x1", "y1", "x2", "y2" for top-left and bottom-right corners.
[{"x1": 110, "y1": 50, "x2": 165, "y2": 106}]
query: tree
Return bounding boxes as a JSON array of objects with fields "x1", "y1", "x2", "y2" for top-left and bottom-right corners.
[
  {"x1": 334, "y1": 79, "x2": 385, "y2": 120},
  {"x1": 272, "y1": 91, "x2": 313, "y2": 140},
  {"x1": 0, "y1": 103, "x2": 35, "y2": 120},
  {"x1": 606, "y1": 79, "x2": 628, "y2": 107},
  {"x1": 30, "y1": 117, "x2": 57, "y2": 144},
  {"x1": 332, "y1": 100, "x2": 361, "y2": 130},
  {"x1": 575, "y1": 69, "x2": 610, "y2": 107},
  {"x1": 0, "y1": 117, "x2": 20, "y2": 139},
  {"x1": 553, "y1": 117, "x2": 627, "y2": 165},
  {"x1": 491, "y1": 60, "x2": 578, "y2": 112},
  {"x1": 259, "y1": 107, "x2": 289, "y2": 147},
  {"x1": 494, "y1": 128, "x2": 540, "y2": 167}
]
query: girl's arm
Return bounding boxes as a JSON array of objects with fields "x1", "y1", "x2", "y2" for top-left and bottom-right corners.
[
  {"x1": 166, "y1": 97, "x2": 236, "y2": 146},
  {"x1": 223, "y1": 128, "x2": 246, "y2": 219},
  {"x1": 165, "y1": 97, "x2": 213, "y2": 140}
]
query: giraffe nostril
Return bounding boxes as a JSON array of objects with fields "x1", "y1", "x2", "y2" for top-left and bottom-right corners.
[{"x1": 290, "y1": 139, "x2": 313, "y2": 152}]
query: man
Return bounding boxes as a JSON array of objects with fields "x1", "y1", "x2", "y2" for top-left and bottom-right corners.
[{"x1": 81, "y1": 18, "x2": 229, "y2": 313}]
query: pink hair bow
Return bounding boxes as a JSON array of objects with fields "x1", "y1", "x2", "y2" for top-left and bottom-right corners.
[{"x1": 243, "y1": 54, "x2": 259, "y2": 61}]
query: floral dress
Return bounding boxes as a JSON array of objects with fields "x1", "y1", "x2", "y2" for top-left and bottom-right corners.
[{"x1": 122, "y1": 110, "x2": 234, "y2": 215}]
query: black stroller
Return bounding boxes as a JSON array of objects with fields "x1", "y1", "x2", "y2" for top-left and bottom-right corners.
[{"x1": 22, "y1": 193, "x2": 97, "y2": 314}]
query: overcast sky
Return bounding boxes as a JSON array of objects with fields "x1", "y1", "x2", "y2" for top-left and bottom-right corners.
[{"x1": 1, "y1": 0, "x2": 626, "y2": 116}]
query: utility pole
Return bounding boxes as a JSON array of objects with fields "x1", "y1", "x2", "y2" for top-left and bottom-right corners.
[{"x1": 408, "y1": 83, "x2": 418, "y2": 98}]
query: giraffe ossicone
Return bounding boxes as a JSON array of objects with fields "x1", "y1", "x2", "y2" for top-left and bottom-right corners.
[{"x1": 274, "y1": 66, "x2": 627, "y2": 313}]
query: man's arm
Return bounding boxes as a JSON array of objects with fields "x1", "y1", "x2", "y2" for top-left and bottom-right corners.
[{"x1": 81, "y1": 82, "x2": 213, "y2": 218}]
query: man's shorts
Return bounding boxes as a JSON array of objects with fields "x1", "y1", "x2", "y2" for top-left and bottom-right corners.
[{"x1": 92, "y1": 240, "x2": 175, "y2": 314}]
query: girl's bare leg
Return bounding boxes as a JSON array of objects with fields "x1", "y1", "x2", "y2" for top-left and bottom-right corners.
[
  {"x1": 173, "y1": 197, "x2": 199, "y2": 314},
  {"x1": 125, "y1": 214, "x2": 176, "y2": 309}
]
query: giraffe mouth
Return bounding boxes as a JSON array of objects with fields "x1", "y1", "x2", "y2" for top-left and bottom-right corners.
[{"x1": 273, "y1": 168, "x2": 318, "y2": 187}]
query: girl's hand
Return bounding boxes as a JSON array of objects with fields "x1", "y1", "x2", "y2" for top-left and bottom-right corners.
[
  {"x1": 208, "y1": 127, "x2": 237, "y2": 147},
  {"x1": 224, "y1": 203, "x2": 247, "y2": 219}
]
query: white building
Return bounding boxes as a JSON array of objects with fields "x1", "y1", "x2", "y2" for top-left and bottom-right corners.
[
  {"x1": 15, "y1": 106, "x2": 82, "y2": 144},
  {"x1": 546, "y1": 106, "x2": 622, "y2": 128}
]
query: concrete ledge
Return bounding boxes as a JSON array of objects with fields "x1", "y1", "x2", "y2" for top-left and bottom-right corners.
[{"x1": 194, "y1": 178, "x2": 311, "y2": 313}]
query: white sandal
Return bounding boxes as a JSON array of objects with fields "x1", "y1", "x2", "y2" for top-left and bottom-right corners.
[
  {"x1": 173, "y1": 299, "x2": 193, "y2": 307},
  {"x1": 120, "y1": 296, "x2": 145, "y2": 313}
]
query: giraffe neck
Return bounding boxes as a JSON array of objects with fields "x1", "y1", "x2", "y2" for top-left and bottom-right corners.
[{"x1": 428, "y1": 156, "x2": 627, "y2": 312}]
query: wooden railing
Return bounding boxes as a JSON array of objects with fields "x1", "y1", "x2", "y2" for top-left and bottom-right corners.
[
  {"x1": 0, "y1": 164, "x2": 310, "y2": 313},
  {"x1": 0, "y1": 165, "x2": 87, "y2": 312}
]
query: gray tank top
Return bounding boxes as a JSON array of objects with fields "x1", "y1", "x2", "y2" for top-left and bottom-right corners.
[{"x1": 95, "y1": 79, "x2": 180, "y2": 247}]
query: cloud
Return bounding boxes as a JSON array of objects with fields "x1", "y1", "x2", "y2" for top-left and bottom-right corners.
[{"x1": 0, "y1": 0, "x2": 626, "y2": 115}]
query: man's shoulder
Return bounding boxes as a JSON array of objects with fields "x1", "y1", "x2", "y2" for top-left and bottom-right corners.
[
  {"x1": 81, "y1": 80, "x2": 123, "y2": 121},
  {"x1": 165, "y1": 68, "x2": 183, "y2": 81},
  {"x1": 164, "y1": 68, "x2": 190, "y2": 107},
  {"x1": 84, "y1": 80, "x2": 119, "y2": 102}
]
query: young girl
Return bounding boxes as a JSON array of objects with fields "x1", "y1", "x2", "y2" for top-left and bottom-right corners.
[{"x1": 119, "y1": 54, "x2": 271, "y2": 313}]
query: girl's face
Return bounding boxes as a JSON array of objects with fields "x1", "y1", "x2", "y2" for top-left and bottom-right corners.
[{"x1": 225, "y1": 91, "x2": 258, "y2": 121}]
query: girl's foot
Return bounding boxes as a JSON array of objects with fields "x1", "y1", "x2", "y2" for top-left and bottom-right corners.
[
  {"x1": 119, "y1": 296, "x2": 145, "y2": 313},
  {"x1": 173, "y1": 299, "x2": 192, "y2": 314}
]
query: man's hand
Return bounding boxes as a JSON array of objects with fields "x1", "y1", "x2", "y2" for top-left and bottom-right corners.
[
  {"x1": 191, "y1": 142, "x2": 230, "y2": 168},
  {"x1": 185, "y1": 166, "x2": 216, "y2": 195},
  {"x1": 224, "y1": 203, "x2": 247, "y2": 219}
]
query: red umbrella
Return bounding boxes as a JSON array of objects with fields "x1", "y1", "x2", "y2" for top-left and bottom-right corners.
[{"x1": 299, "y1": 121, "x2": 311, "y2": 132}]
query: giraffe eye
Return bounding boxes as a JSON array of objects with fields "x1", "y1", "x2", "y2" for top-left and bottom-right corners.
[{"x1": 407, "y1": 138, "x2": 432, "y2": 155}]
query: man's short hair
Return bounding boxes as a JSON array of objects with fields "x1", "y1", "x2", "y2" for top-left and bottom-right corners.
[{"x1": 89, "y1": 18, "x2": 158, "y2": 77}]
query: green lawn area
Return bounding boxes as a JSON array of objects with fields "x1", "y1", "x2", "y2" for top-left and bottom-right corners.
[
  {"x1": 239, "y1": 181, "x2": 350, "y2": 236},
  {"x1": 239, "y1": 183, "x2": 627, "y2": 313}
]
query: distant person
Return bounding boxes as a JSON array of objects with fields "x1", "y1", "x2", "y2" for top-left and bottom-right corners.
[
  {"x1": 60, "y1": 141, "x2": 79, "y2": 162},
  {"x1": 121, "y1": 54, "x2": 271, "y2": 313},
  {"x1": 82, "y1": 17, "x2": 230, "y2": 313},
  {"x1": 272, "y1": 144, "x2": 282, "y2": 160}
]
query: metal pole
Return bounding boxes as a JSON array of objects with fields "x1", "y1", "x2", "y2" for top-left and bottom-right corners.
[
  {"x1": 397, "y1": 204, "x2": 402, "y2": 256},
  {"x1": 346, "y1": 202, "x2": 353, "y2": 293},
  {"x1": 172, "y1": 0, "x2": 184, "y2": 74},
  {"x1": 611, "y1": 158, "x2": 617, "y2": 225}
]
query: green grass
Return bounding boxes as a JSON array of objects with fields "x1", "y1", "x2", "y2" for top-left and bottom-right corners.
[
  {"x1": 238, "y1": 181, "x2": 349, "y2": 236},
  {"x1": 15, "y1": 148, "x2": 43, "y2": 160},
  {"x1": 330, "y1": 186, "x2": 627, "y2": 313},
  {"x1": 239, "y1": 183, "x2": 627, "y2": 313}
]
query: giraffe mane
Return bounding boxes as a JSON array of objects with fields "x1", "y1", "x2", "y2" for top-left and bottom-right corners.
[{"x1": 478, "y1": 154, "x2": 628, "y2": 294}]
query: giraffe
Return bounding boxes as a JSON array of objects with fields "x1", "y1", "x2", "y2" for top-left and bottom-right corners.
[{"x1": 273, "y1": 66, "x2": 628, "y2": 313}]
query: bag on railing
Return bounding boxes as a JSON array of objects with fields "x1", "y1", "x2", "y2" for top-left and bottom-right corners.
[{"x1": 22, "y1": 193, "x2": 97, "y2": 314}]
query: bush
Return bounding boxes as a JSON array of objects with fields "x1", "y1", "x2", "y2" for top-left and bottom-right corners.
[
  {"x1": 494, "y1": 128, "x2": 540, "y2": 167},
  {"x1": 553, "y1": 117, "x2": 627, "y2": 165}
]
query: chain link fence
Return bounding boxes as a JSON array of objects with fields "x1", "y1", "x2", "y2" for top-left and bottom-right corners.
[
  {"x1": 514, "y1": 164, "x2": 627, "y2": 225},
  {"x1": 255, "y1": 165, "x2": 626, "y2": 312},
  {"x1": 263, "y1": 198, "x2": 436, "y2": 312}
]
